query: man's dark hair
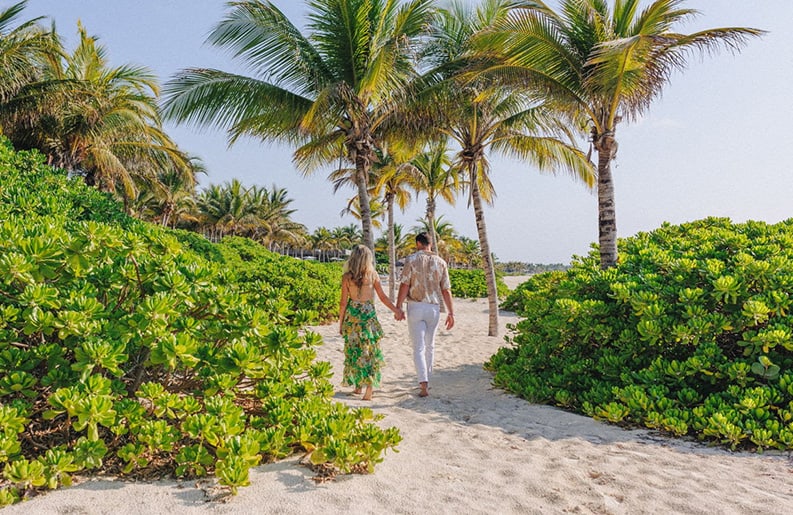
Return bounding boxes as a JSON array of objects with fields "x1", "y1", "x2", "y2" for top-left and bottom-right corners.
[{"x1": 415, "y1": 232, "x2": 430, "y2": 246}]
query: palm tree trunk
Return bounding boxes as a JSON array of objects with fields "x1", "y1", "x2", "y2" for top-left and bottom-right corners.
[
  {"x1": 387, "y1": 195, "x2": 396, "y2": 302},
  {"x1": 426, "y1": 196, "x2": 438, "y2": 252},
  {"x1": 354, "y1": 159, "x2": 375, "y2": 253},
  {"x1": 161, "y1": 205, "x2": 172, "y2": 227},
  {"x1": 596, "y1": 146, "x2": 618, "y2": 269},
  {"x1": 469, "y1": 164, "x2": 499, "y2": 337}
]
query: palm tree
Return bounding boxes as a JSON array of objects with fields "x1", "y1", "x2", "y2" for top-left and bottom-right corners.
[
  {"x1": 410, "y1": 0, "x2": 594, "y2": 336},
  {"x1": 0, "y1": 1, "x2": 54, "y2": 105},
  {"x1": 248, "y1": 184, "x2": 307, "y2": 249},
  {"x1": 404, "y1": 140, "x2": 461, "y2": 251},
  {"x1": 195, "y1": 179, "x2": 258, "y2": 240},
  {"x1": 161, "y1": 0, "x2": 435, "y2": 253},
  {"x1": 454, "y1": 235, "x2": 481, "y2": 269},
  {"x1": 372, "y1": 149, "x2": 415, "y2": 300},
  {"x1": 3, "y1": 22, "x2": 191, "y2": 205},
  {"x1": 311, "y1": 226, "x2": 336, "y2": 261},
  {"x1": 375, "y1": 222, "x2": 412, "y2": 261},
  {"x1": 140, "y1": 156, "x2": 203, "y2": 228},
  {"x1": 481, "y1": 0, "x2": 764, "y2": 268},
  {"x1": 331, "y1": 224, "x2": 363, "y2": 250},
  {"x1": 339, "y1": 195, "x2": 385, "y2": 231}
]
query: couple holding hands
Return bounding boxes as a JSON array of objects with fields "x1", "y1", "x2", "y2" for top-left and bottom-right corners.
[{"x1": 338, "y1": 233, "x2": 454, "y2": 400}]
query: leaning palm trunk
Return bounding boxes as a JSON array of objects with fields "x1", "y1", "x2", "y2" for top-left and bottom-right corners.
[
  {"x1": 469, "y1": 164, "x2": 499, "y2": 337},
  {"x1": 595, "y1": 130, "x2": 618, "y2": 269}
]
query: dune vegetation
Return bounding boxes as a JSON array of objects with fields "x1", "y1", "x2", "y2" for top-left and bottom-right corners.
[
  {"x1": 0, "y1": 140, "x2": 400, "y2": 505},
  {"x1": 492, "y1": 218, "x2": 793, "y2": 451}
]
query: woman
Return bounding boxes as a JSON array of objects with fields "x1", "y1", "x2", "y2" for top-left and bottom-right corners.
[{"x1": 339, "y1": 245, "x2": 403, "y2": 400}]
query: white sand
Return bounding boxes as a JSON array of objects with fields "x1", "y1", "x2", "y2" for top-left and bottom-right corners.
[{"x1": 6, "y1": 276, "x2": 793, "y2": 514}]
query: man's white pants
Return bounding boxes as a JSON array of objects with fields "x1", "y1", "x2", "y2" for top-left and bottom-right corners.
[{"x1": 406, "y1": 301, "x2": 441, "y2": 383}]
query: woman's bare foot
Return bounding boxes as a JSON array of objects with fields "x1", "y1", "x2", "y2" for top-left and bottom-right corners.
[
  {"x1": 419, "y1": 382, "x2": 429, "y2": 397},
  {"x1": 352, "y1": 387, "x2": 362, "y2": 395},
  {"x1": 362, "y1": 385, "x2": 373, "y2": 401}
]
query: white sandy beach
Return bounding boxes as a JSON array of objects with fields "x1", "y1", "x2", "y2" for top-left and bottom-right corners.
[{"x1": 5, "y1": 276, "x2": 793, "y2": 514}]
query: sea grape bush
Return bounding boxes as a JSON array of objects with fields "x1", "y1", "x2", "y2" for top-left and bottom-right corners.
[
  {"x1": 488, "y1": 218, "x2": 793, "y2": 451},
  {"x1": 213, "y1": 237, "x2": 341, "y2": 323},
  {"x1": 449, "y1": 269, "x2": 509, "y2": 299},
  {"x1": 0, "y1": 139, "x2": 400, "y2": 506}
]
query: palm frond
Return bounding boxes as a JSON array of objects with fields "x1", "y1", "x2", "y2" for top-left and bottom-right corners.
[
  {"x1": 209, "y1": 0, "x2": 332, "y2": 96},
  {"x1": 162, "y1": 68, "x2": 312, "y2": 145}
]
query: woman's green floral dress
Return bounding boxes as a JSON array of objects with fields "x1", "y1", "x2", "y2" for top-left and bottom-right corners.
[{"x1": 341, "y1": 299, "x2": 385, "y2": 388}]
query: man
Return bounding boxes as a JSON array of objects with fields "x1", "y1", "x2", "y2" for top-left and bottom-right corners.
[{"x1": 396, "y1": 232, "x2": 454, "y2": 397}]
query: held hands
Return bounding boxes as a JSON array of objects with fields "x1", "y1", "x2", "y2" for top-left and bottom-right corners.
[{"x1": 393, "y1": 307, "x2": 405, "y2": 321}]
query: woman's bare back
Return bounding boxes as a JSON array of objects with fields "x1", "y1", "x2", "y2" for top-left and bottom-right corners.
[{"x1": 345, "y1": 275, "x2": 376, "y2": 302}]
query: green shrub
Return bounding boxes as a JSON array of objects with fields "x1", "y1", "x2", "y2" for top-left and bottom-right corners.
[
  {"x1": 449, "y1": 269, "x2": 509, "y2": 299},
  {"x1": 214, "y1": 237, "x2": 342, "y2": 323},
  {"x1": 487, "y1": 217, "x2": 793, "y2": 452},
  {"x1": 0, "y1": 138, "x2": 399, "y2": 506},
  {"x1": 500, "y1": 272, "x2": 564, "y2": 312}
]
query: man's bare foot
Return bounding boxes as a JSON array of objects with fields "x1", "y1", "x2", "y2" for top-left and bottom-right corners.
[
  {"x1": 362, "y1": 386, "x2": 373, "y2": 401},
  {"x1": 419, "y1": 382, "x2": 429, "y2": 397}
]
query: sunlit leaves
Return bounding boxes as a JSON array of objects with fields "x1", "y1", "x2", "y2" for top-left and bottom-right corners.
[
  {"x1": 492, "y1": 216, "x2": 793, "y2": 453},
  {"x1": 0, "y1": 143, "x2": 401, "y2": 505}
]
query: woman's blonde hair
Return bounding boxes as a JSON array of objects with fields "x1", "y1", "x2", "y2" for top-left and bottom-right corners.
[{"x1": 343, "y1": 245, "x2": 377, "y2": 289}]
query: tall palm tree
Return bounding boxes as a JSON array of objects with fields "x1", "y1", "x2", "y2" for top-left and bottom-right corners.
[
  {"x1": 372, "y1": 148, "x2": 415, "y2": 300},
  {"x1": 404, "y1": 140, "x2": 461, "y2": 251},
  {"x1": 161, "y1": 0, "x2": 435, "y2": 252},
  {"x1": 481, "y1": 0, "x2": 764, "y2": 268},
  {"x1": 410, "y1": 0, "x2": 595, "y2": 336}
]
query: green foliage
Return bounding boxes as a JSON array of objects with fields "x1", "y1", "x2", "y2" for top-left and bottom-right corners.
[
  {"x1": 449, "y1": 269, "x2": 508, "y2": 299},
  {"x1": 488, "y1": 217, "x2": 793, "y2": 452},
  {"x1": 496, "y1": 262, "x2": 568, "y2": 275},
  {"x1": 213, "y1": 237, "x2": 342, "y2": 323},
  {"x1": 0, "y1": 138, "x2": 400, "y2": 504}
]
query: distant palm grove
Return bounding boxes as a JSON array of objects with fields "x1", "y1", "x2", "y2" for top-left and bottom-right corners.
[{"x1": 0, "y1": 0, "x2": 761, "y2": 336}]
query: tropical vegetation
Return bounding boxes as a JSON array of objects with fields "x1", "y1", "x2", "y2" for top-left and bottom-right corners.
[
  {"x1": 0, "y1": 139, "x2": 399, "y2": 506},
  {"x1": 478, "y1": 0, "x2": 764, "y2": 268},
  {"x1": 161, "y1": 0, "x2": 436, "y2": 254},
  {"x1": 1, "y1": 17, "x2": 194, "y2": 205},
  {"x1": 0, "y1": 1, "x2": 771, "y2": 500},
  {"x1": 490, "y1": 218, "x2": 793, "y2": 451},
  {"x1": 406, "y1": 0, "x2": 596, "y2": 336}
]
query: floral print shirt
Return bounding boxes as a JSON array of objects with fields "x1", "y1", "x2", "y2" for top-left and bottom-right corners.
[{"x1": 399, "y1": 250, "x2": 451, "y2": 307}]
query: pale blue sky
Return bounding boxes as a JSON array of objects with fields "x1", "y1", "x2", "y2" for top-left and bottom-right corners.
[{"x1": 22, "y1": 1, "x2": 793, "y2": 263}]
